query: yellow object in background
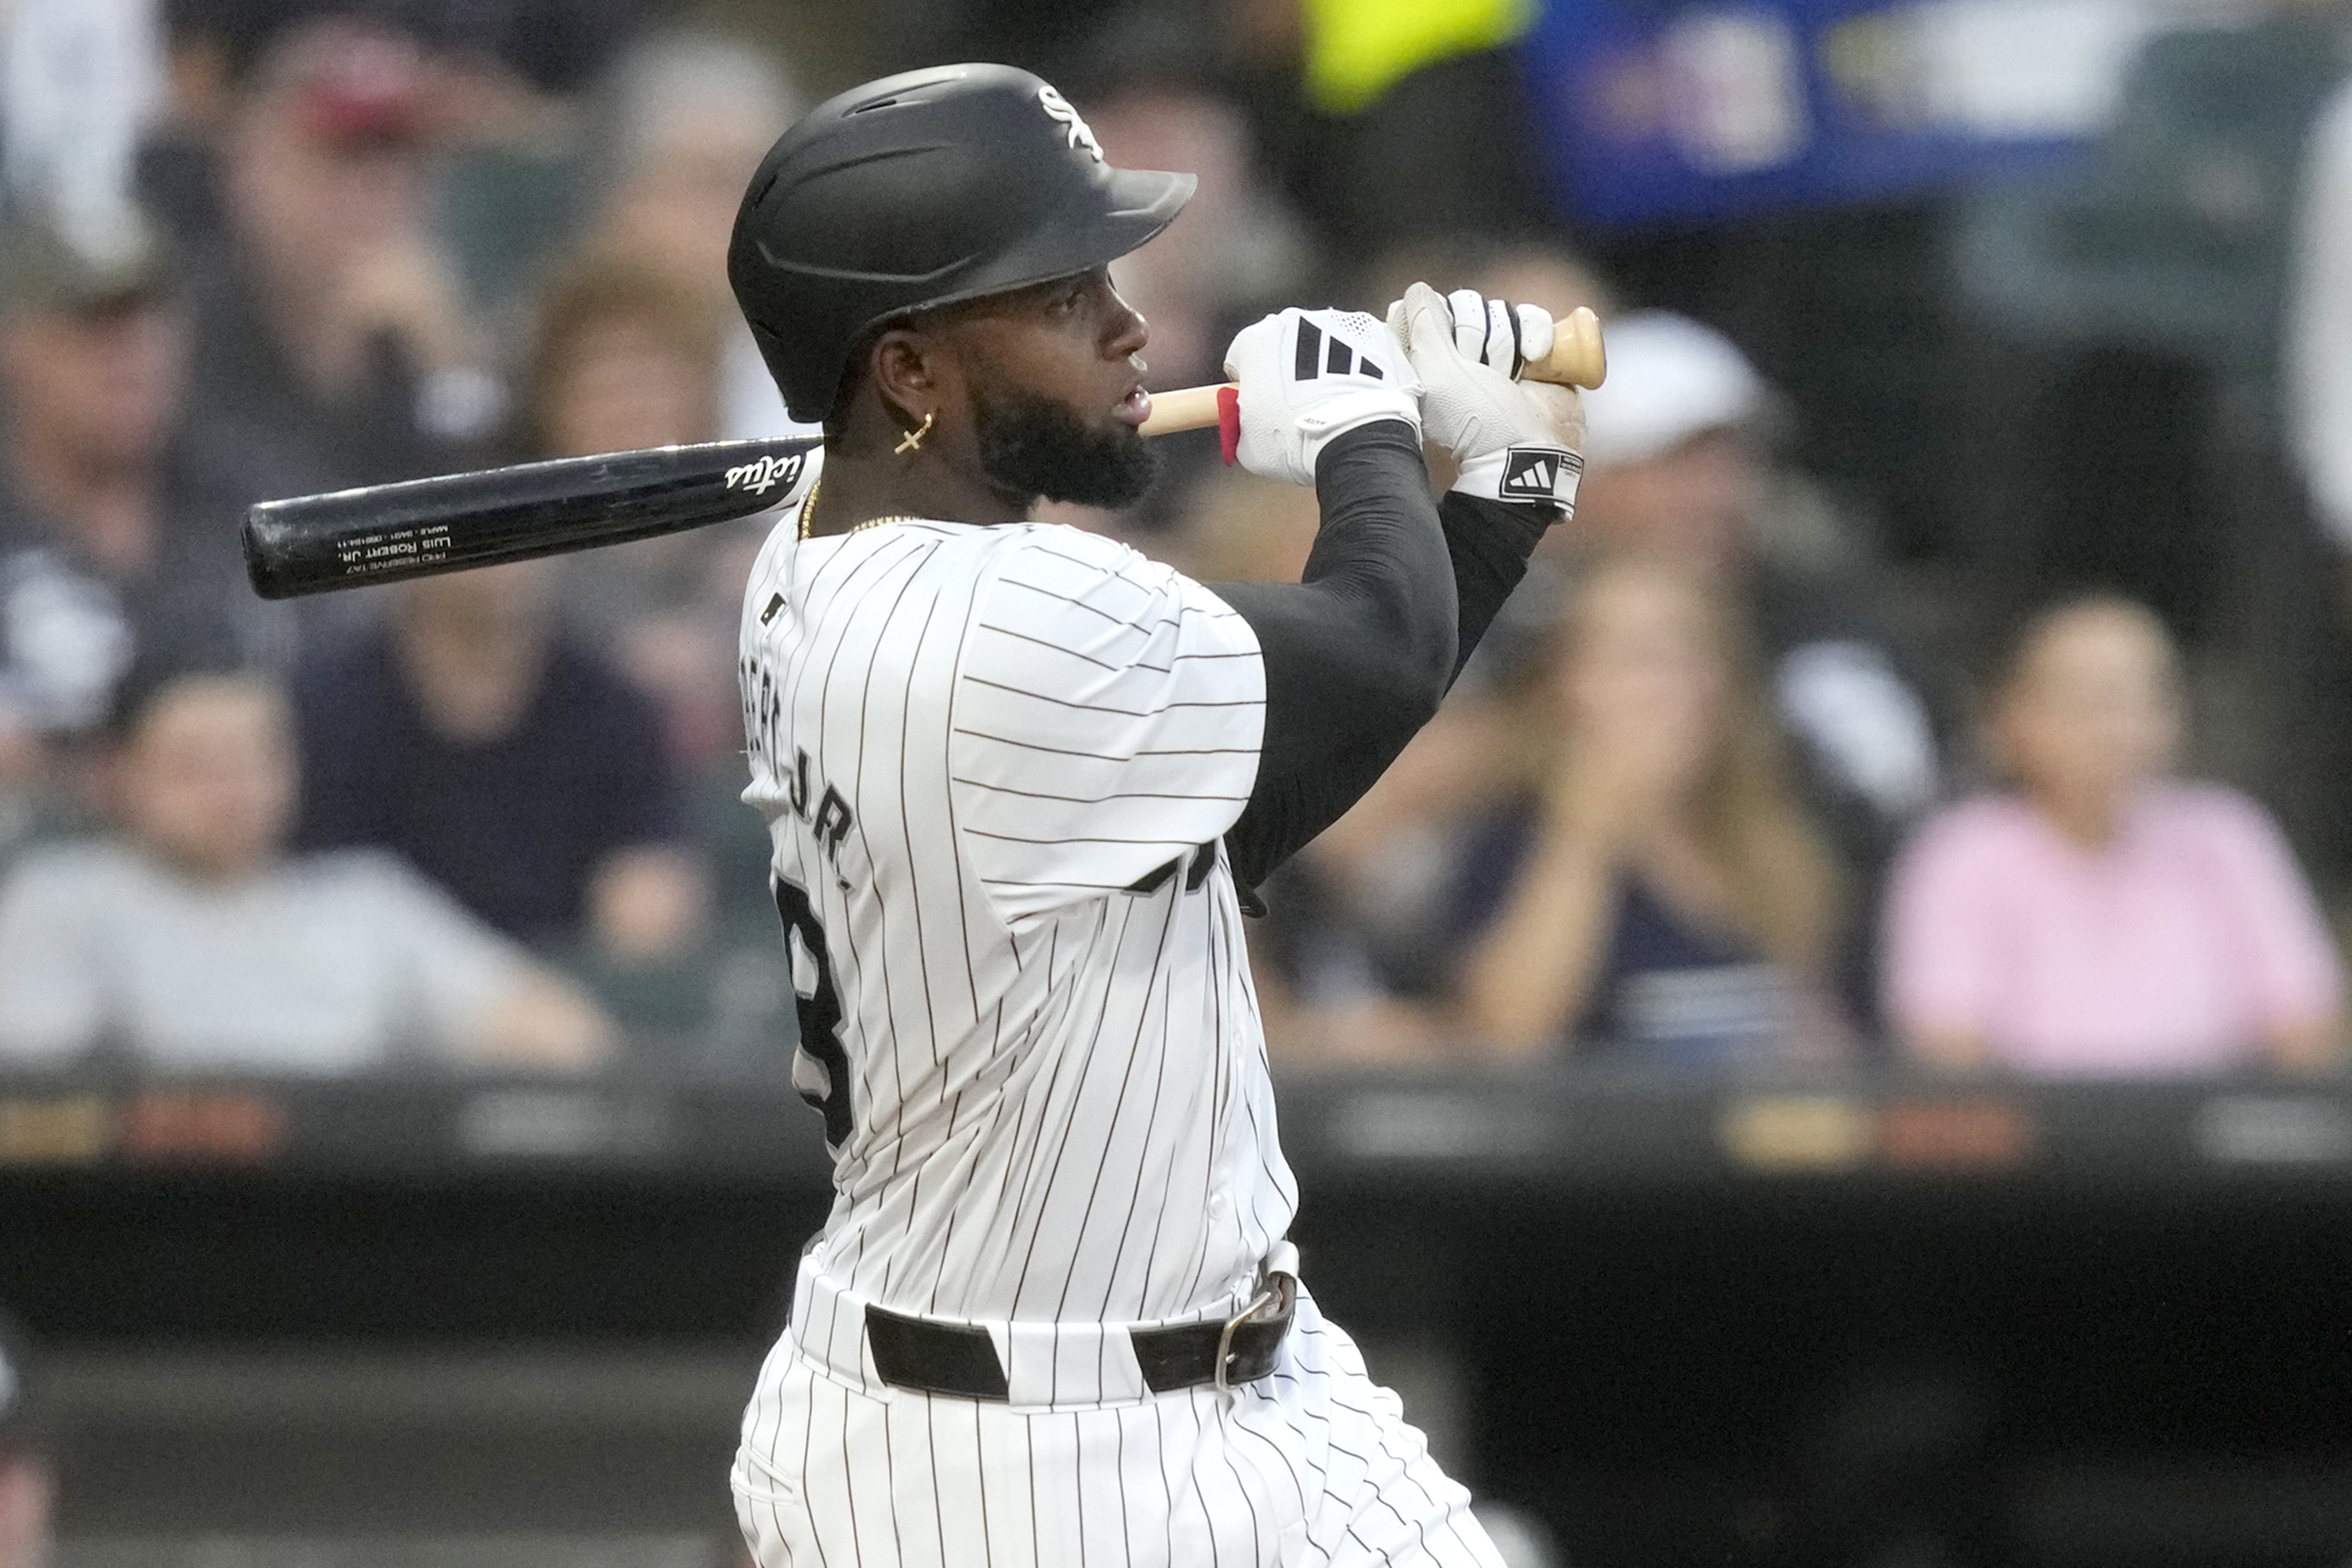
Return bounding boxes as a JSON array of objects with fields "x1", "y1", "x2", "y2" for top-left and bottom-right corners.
[{"x1": 1302, "y1": 0, "x2": 1537, "y2": 114}]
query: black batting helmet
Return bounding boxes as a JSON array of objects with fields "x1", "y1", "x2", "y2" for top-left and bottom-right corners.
[{"x1": 728, "y1": 63, "x2": 1196, "y2": 425}]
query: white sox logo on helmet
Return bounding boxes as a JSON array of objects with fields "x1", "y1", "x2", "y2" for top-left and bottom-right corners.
[{"x1": 1036, "y1": 84, "x2": 1104, "y2": 162}]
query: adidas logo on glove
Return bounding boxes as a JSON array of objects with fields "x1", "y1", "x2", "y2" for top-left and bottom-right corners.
[
  {"x1": 1498, "y1": 447, "x2": 1583, "y2": 506},
  {"x1": 1292, "y1": 318, "x2": 1388, "y2": 383},
  {"x1": 1219, "y1": 307, "x2": 1425, "y2": 487}
]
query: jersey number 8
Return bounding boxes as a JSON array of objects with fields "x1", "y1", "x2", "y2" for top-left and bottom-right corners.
[{"x1": 775, "y1": 878, "x2": 854, "y2": 1149}]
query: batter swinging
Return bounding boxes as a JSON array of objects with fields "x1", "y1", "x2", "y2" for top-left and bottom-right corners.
[{"x1": 726, "y1": 62, "x2": 1584, "y2": 1568}]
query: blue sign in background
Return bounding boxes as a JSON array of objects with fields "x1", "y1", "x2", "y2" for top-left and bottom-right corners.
[{"x1": 1521, "y1": 0, "x2": 2105, "y2": 224}]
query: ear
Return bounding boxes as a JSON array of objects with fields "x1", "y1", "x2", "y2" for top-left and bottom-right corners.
[{"x1": 869, "y1": 325, "x2": 945, "y2": 431}]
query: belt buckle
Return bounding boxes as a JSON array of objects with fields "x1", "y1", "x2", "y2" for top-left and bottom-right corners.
[{"x1": 1212, "y1": 1269, "x2": 1294, "y2": 1395}]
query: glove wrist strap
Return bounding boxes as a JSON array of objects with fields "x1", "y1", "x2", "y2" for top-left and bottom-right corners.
[
  {"x1": 1298, "y1": 390, "x2": 1421, "y2": 443},
  {"x1": 1454, "y1": 445, "x2": 1582, "y2": 514}
]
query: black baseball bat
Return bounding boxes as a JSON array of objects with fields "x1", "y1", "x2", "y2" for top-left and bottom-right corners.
[{"x1": 241, "y1": 436, "x2": 822, "y2": 600}]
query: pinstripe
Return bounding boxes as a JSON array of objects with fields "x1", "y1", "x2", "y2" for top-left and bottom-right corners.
[
  {"x1": 1024, "y1": 1421, "x2": 1043, "y2": 1568},
  {"x1": 746, "y1": 1344, "x2": 786, "y2": 1543},
  {"x1": 894, "y1": 559, "x2": 952, "y2": 1060},
  {"x1": 1218, "y1": 1435, "x2": 1265, "y2": 1568},
  {"x1": 880, "y1": 1380, "x2": 906, "y2": 1568},
  {"x1": 851, "y1": 542, "x2": 939, "y2": 1301},
  {"x1": 1188, "y1": 1398, "x2": 1225, "y2": 1568},
  {"x1": 993, "y1": 575, "x2": 1242, "y2": 630},
  {"x1": 938, "y1": 564, "x2": 991, "y2": 1021},
  {"x1": 978, "y1": 622, "x2": 1124, "y2": 670},
  {"x1": 800, "y1": 1369, "x2": 833, "y2": 1568},
  {"x1": 970, "y1": 1401, "x2": 995, "y2": 1568},
  {"x1": 1228, "y1": 1406, "x2": 1308, "y2": 1511},
  {"x1": 996, "y1": 899, "x2": 1109, "y2": 1310},
  {"x1": 753, "y1": 1348, "x2": 797, "y2": 1567},
  {"x1": 1180, "y1": 875, "x2": 1236, "y2": 1308},
  {"x1": 953, "y1": 777, "x2": 1250, "y2": 804},
  {"x1": 963, "y1": 673, "x2": 1263, "y2": 717},
  {"x1": 837, "y1": 1377, "x2": 869, "y2": 1568},
  {"x1": 800, "y1": 534, "x2": 927, "y2": 1323},
  {"x1": 1099, "y1": 922, "x2": 1185, "y2": 1319},
  {"x1": 1014, "y1": 537, "x2": 1155, "y2": 587},
  {"x1": 1048, "y1": 885, "x2": 1183, "y2": 1325},
  {"x1": 993, "y1": 575, "x2": 1164, "y2": 629},
  {"x1": 1007, "y1": 893, "x2": 1138, "y2": 1335}
]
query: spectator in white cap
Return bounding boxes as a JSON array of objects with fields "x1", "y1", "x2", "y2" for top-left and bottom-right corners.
[
  {"x1": 1567, "y1": 310, "x2": 1945, "y2": 1036},
  {"x1": 1575, "y1": 312, "x2": 1780, "y2": 569}
]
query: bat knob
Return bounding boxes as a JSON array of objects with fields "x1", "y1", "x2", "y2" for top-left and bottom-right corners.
[{"x1": 1542, "y1": 307, "x2": 1606, "y2": 390}]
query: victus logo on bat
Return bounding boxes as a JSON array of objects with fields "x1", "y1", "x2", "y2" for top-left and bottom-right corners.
[{"x1": 725, "y1": 453, "x2": 805, "y2": 495}]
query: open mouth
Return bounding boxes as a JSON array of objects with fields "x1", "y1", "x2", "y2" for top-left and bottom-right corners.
[{"x1": 1112, "y1": 386, "x2": 1152, "y2": 427}]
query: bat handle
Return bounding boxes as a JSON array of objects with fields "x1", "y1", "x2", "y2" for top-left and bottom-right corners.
[
  {"x1": 1138, "y1": 306, "x2": 1606, "y2": 437},
  {"x1": 1140, "y1": 384, "x2": 1228, "y2": 437}
]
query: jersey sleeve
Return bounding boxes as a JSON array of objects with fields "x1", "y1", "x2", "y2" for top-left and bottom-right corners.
[{"x1": 949, "y1": 529, "x2": 1265, "y2": 925}]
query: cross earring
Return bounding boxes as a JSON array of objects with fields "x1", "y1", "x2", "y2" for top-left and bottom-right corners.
[{"x1": 895, "y1": 411, "x2": 935, "y2": 456}]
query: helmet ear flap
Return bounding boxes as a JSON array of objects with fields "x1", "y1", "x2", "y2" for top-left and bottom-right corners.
[{"x1": 819, "y1": 325, "x2": 884, "y2": 437}]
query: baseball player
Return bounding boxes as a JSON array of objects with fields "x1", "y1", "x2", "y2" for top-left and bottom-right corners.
[{"x1": 724, "y1": 63, "x2": 1584, "y2": 1568}]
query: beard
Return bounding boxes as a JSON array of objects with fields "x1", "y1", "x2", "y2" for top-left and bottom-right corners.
[{"x1": 972, "y1": 383, "x2": 1161, "y2": 509}]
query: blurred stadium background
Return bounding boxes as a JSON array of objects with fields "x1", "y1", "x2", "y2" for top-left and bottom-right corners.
[{"x1": 0, "y1": 0, "x2": 2350, "y2": 1564}]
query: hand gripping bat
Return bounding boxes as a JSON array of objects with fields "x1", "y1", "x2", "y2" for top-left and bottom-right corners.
[{"x1": 243, "y1": 307, "x2": 1605, "y2": 600}]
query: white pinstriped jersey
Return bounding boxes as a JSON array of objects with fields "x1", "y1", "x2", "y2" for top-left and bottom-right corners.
[
  {"x1": 731, "y1": 461, "x2": 1507, "y2": 1568},
  {"x1": 735, "y1": 475, "x2": 1298, "y2": 1329}
]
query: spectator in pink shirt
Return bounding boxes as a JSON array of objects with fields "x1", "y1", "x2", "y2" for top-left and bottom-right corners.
[{"x1": 1884, "y1": 595, "x2": 2344, "y2": 1075}]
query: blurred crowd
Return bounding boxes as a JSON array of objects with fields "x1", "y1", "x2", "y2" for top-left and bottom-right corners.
[{"x1": 0, "y1": 0, "x2": 2348, "y2": 1087}]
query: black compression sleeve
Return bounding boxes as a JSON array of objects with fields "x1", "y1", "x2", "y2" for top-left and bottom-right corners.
[
  {"x1": 1439, "y1": 488, "x2": 1555, "y2": 683},
  {"x1": 1210, "y1": 477, "x2": 1559, "y2": 897},
  {"x1": 1210, "y1": 422, "x2": 1455, "y2": 894}
]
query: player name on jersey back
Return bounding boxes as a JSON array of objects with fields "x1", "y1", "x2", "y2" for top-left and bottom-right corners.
[{"x1": 738, "y1": 507, "x2": 1298, "y2": 1330}]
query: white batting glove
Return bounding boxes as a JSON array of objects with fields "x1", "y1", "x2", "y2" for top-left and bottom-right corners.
[
  {"x1": 1386, "y1": 282, "x2": 1584, "y2": 514},
  {"x1": 1221, "y1": 307, "x2": 1421, "y2": 487}
]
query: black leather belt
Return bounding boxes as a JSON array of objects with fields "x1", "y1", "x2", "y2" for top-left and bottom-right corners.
[{"x1": 865, "y1": 1271, "x2": 1297, "y2": 1400}]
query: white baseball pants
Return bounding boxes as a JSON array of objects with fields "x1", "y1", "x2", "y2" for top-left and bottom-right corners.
[{"x1": 732, "y1": 1286, "x2": 1505, "y2": 1568}]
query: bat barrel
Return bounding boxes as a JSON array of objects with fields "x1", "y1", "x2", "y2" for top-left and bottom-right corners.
[{"x1": 241, "y1": 437, "x2": 821, "y2": 600}]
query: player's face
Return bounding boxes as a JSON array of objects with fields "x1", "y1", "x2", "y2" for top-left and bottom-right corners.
[{"x1": 939, "y1": 267, "x2": 1160, "y2": 508}]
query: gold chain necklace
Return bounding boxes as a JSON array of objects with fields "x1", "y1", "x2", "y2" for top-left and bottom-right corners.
[{"x1": 797, "y1": 478, "x2": 927, "y2": 543}]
